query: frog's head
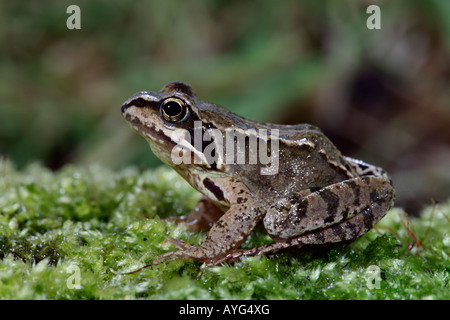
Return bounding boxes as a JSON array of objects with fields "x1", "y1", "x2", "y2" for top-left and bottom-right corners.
[{"x1": 121, "y1": 82, "x2": 215, "y2": 169}]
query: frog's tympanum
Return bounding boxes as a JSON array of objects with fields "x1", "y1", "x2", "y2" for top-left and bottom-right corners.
[{"x1": 121, "y1": 82, "x2": 395, "y2": 267}]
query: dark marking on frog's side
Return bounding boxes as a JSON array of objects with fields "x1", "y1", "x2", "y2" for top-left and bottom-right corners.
[
  {"x1": 362, "y1": 206, "x2": 374, "y2": 229},
  {"x1": 331, "y1": 223, "x2": 345, "y2": 239},
  {"x1": 308, "y1": 228, "x2": 326, "y2": 244},
  {"x1": 347, "y1": 180, "x2": 360, "y2": 207},
  {"x1": 345, "y1": 221, "x2": 358, "y2": 238},
  {"x1": 323, "y1": 214, "x2": 334, "y2": 224},
  {"x1": 319, "y1": 189, "x2": 339, "y2": 218},
  {"x1": 291, "y1": 197, "x2": 308, "y2": 225},
  {"x1": 236, "y1": 197, "x2": 247, "y2": 204},
  {"x1": 297, "y1": 198, "x2": 309, "y2": 215},
  {"x1": 341, "y1": 207, "x2": 350, "y2": 220},
  {"x1": 203, "y1": 177, "x2": 225, "y2": 202},
  {"x1": 309, "y1": 186, "x2": 322, "y2": 193},
  {"x1": 369, "y1": 190, "x2": 379, "y2": 202},
  {"x1": 287, "y1": 193, "x2": 300, "y2": 206}
]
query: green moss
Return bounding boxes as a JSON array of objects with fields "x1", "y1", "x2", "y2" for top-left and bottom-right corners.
[{"x1": 0, "y1": 160, "x2": 448, "y2": 299}]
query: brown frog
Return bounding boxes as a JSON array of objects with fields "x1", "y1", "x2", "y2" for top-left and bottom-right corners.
[{"x1": 120, "y1": 82, "x2": 395, "y2": 268}]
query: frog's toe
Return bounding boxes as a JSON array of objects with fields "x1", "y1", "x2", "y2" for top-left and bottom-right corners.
[
  {"x1": 153, "y1": 250, "x2": 188, "y2": 264},
  {"x1": 162, "y1": 237, "x2": 192, "y2": 250},
  {"x1": 153, "y1": 246, "x2": 205, "y2": 264},
  {"x1": 153, "y1": 238, "x2": 206, "y2": 264}
]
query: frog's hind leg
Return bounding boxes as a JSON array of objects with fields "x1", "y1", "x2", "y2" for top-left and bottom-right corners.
[
  {"x1": 264, "y1": 175, "x2": 395, "y2": 244},
  {"x1": 219, "y1": 179, "x2": 395, "y2": 265},
  {"x1": 217, "y1": 201, "x2": 386, "y2": 265}
]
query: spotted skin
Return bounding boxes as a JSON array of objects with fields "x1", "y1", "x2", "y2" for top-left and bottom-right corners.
[{"x1": 264, "y1": 176, "x2": 393, "y2": 240}]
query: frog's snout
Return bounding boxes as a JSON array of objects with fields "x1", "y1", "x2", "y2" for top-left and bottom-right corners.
[
  {"x1": 121, "y1": 102, "x2": 129, "y2": 113},
  {"x1": 121, "y1": 92, "x2": 160, "y2": 115}
]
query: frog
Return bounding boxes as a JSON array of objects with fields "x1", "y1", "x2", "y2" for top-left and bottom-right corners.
[{"x1": 120, "y1": 81, "x2": 395, "y2": 268}]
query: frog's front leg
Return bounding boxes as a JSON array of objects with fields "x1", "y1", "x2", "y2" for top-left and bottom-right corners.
[
  {"x1": 166, "y1": 196, "x2": 225, "y2": 231},
  {"x1": 154, "y1": 200, "x2": 264, "y2": 266}
]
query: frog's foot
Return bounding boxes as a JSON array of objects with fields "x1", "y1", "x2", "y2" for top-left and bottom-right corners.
[
  {"x1": 155, "y1": 237, "x2": 258, "y2": 267},
  {"x1": 211, "y1": 239, "x2": 304, "y2": 265},
  {"x1": 161, "y1": 237, "x2": 192, "y2": 250},
  {"x1": 164, "y1": 197, "x2": 225, "y2": 231},
  {"x1": 154, "y1": 239, "x2": 293, "y2": 267},
  {"x1": 111, "y1": 238, "x2": 205, "y2": 275},
  {"x1": 152, "y1": 237, "x2": 217, "y2": 265}
]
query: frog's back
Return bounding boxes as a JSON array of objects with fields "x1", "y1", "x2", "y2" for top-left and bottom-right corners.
[
  {"x1": 195, "y1": 100, "x2": 357, "y2": 201},
  {"x1": 227, "y1": 126, "x2": 357, "y2": 202}
]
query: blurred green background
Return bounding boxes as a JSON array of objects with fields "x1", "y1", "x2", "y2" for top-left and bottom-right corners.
[{"x1": 1, "y1": 0, "x2": 449, "y2": 215}]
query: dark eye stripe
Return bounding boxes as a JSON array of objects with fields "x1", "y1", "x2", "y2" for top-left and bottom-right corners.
[
  {"x1": 121, "y1": 97, "x2": 158, "y2": 113},
  {"x1": 129, "y1": 97, "x2": 150, "y2": 108}
]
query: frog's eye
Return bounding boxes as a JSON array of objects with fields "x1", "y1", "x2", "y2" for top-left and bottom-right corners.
[{"x1": 160, "y1": 97, "x2": 190, "y2": 123}]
